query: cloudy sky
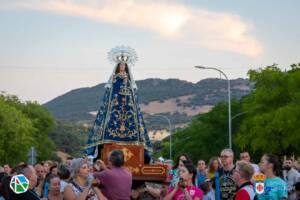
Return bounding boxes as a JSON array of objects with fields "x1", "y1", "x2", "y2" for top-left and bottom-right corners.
[{"x1": 0, "y1": 0, "x2": 299, "y2": 103}]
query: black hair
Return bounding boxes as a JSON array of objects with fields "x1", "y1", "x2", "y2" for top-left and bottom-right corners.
[
  {"x1": 182, "y1": 160, "x2": 197, "y2": 185},
  {"x1": 173, "y1": 153, "x2": 193, "y2": 169},
  {"x1": 12, "y1": 164, "x2": 31, "y2": 176},
  {"x1": 0, "y1": 175, "x2": 13, "y2": 199},
  {"x1": 41, "y1": 174, "x2": 60, "y2": 197},
  {"x1": 115, "y1": 63, "x2": 129, "y2": 75},
  {"x1": 50, "y1": 164, "x2": 58, "y2": 173},
  {"x1": 58, "y1": 165, "x2": 70, "y2": 180},
  {"x1": 109, "y1": 150, "x2": 125, "y2": 167},
  {"x1": 264, "y1": 154, "x2": 281, "y2": 176},
  {"x1": 45, "y1": 174, "x2": 59, "y2": 185}
]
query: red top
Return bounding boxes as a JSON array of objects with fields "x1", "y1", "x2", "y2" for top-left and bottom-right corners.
[{"x1": 235, "y1": 188, "x2": 251, "y2": 200}]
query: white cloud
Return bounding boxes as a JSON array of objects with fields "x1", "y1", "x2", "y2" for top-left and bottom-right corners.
[{"x1": 3, "y1": 0, "x2": 263, "y2": 57}]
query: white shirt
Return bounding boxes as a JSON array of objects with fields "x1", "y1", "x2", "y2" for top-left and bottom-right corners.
[
  {"x1": 251, "y1": 163, "x2": 260, "y2": 174},
  {"x1": 283, "y1": 168, "x2": 300, "y2": 192}
]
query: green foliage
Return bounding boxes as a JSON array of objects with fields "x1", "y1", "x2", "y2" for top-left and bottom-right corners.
[
  {"x1": 0, "y1": 98, "x2": 35, "y2": 165},
  {"x1": 158, "y1": 100, "x2": 243, "y2": 163},
  {"x1": 158, "y1": 63, "x2": 300, "y2": 163},
  {"x1": 235, "y1": 64, "x2": 300, "y2": 156},
  {"x1": 0, "y1": 94, "x2": 56, "y2": 165},
  {"x1": 49, "y1": 121, "x2": 87, "y2": 157},
  {"x1": 20, "y1": 102, "x2": 56, "y2": 161}
]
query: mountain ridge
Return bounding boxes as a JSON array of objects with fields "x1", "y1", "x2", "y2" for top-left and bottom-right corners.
[{"x1": 44, "y1": 78, "x2": 253, "y2": 130}]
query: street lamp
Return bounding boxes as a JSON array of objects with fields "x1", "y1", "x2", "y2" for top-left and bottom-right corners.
[
  {"x1": 194, "y1": 65, "x2": 232, "y2": 149},
  {"x1": 231, "y1": 111, "x2": 248, "y2": 121},
  {"x1": 150, "y1": 114, "x2": 172, "y2": 159}
]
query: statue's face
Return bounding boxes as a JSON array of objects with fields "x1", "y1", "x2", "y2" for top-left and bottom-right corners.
[{"x1": 120, "y1": 63, "x2": 126, "y2": 72}]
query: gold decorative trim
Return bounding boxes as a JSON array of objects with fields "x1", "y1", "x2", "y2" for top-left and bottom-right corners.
[
  {"x1": 125, "y1": 166, "x2": 140, "y2": 174},
  {"x1": 141, "y1": 166, "x2": 166, "y2": 175},
  {"x1": 85, "y1": 140, "x2": 152, "y2": 151}
]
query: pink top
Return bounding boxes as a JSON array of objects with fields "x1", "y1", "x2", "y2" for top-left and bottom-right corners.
[{"x1": 167, "y1": 185, "x2": 203, "y2": 200}]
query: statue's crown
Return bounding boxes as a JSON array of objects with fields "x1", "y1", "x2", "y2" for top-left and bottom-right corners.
[{"x1": 108, "y1": 46, "x2": 138, "y2": 66}]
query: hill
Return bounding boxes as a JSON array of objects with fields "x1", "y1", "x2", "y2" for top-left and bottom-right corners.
[{"x1": 44, "y1": 78, "x2": 252, "y2": 133}]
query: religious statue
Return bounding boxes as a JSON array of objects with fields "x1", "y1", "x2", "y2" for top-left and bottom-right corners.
[{"x1": 85, "y1": 46, "x2": 152, "y2": 163}]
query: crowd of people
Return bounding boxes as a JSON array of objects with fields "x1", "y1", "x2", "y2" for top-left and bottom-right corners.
[{"x1": 0, "y1": 149, "x2": 300, "y2": 200}]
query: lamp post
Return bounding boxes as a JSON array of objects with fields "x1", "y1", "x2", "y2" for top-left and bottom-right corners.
[
  {"x1": 231, "y1": 111, "x2": 248, "y2": 121},
  {"x1": 194, "y1": 65, "x2": 232, "y2": 149},
  {"x1": 150, "y1": 114, "x2": 172, "y2": 159},
  {"x1": 231, "y1": 105, "x2": 261, "y2": 121}
]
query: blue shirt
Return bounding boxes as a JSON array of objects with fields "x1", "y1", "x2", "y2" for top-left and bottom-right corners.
[
  {"x1": 257, "y1": 177, "x2": 288, "y2": 200},
  {"x1": 196, "y1": 170, "x2": 207, "y2": 188}
]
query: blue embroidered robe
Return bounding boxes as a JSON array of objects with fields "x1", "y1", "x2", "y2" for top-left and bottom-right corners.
[{"x1": 85, "y1": 72, "x2": 152, "y2": 156}]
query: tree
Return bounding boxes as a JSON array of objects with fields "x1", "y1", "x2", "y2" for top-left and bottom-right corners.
[
  {"x1": 20, "y1": 102, "x2": 56, "y2": 161},
  {"x1": 49, "y1": 120, "x2": 87, "y2": 157},
  {"x1": 0, "y1": 94, "x2": 56, "y2": 165},
  {"x1": 0, "y1": 97, "x2": 35, "y2": 165},
  {"x1": 235, "y1": 64, "x2": 300, "y2": 156},
  {"x1": 158, "y1": 100, "x2": 243, "y2": 163}
]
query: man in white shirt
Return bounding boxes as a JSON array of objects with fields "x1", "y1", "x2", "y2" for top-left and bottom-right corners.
[{"x1": 283, "y1": 158, "x2": 300, "y2": 200}]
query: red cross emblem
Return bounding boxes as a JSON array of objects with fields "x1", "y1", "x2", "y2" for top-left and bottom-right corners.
[{"x1": 255, "y1": 183, "x2": 264, "y2": 194}]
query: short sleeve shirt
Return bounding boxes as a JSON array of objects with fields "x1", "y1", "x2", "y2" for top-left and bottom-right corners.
[
  {"x1": 167, "y1": 185, "x2": 203, "y2": 200},
  {"x1": 256, "y1": 177, "x2": 287, "y2": 200}
]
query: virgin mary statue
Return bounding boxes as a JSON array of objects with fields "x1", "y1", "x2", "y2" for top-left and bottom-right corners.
[{"x1": 85, "y1": 46, "x2": 152, "y2": 162}]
